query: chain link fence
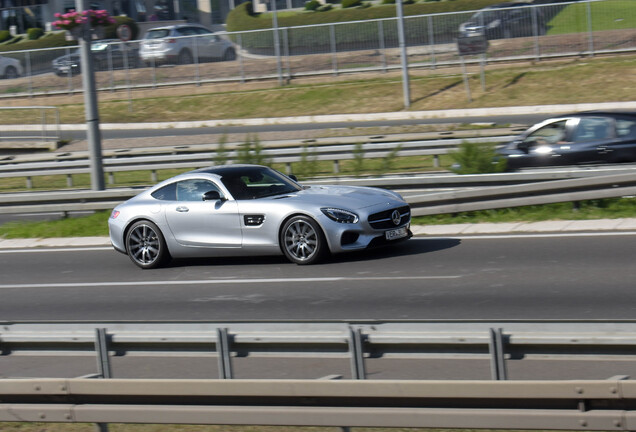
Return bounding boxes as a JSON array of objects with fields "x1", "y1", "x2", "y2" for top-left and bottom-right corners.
[{"x1": 0, "y1": 0, "x2": 634, "y2": 97}]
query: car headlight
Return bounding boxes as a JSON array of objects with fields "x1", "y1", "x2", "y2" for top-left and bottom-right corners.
[{"x1": 321, "y1": 208, "x2": 359, "y2": 224}]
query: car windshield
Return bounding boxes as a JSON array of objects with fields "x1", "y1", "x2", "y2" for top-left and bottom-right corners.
[
  {"x1": 145, "y1": 29, "x2": 170, "y2": 39},
  {"x1": 220, "y1": 167, "x2": 302, "y2": 200}
]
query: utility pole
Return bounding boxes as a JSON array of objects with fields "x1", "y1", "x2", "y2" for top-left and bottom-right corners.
[{"x1": 75, "y1": 0, "x2": 105, "y2": 190}]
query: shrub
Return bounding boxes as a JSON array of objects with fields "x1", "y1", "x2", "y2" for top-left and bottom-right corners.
[
  {"x1": 305, "y1": 0, "x2": 321, "y2": 11},
  {"x1": 318, "y1": 4, "x2": 333, "y2": 11},
  {"x1": 27, "y1": 28, "x2": 44, "y2": 40},
  {"x1": 342, "y1": 0, "x2": 362, "y2": 8},
  {"x1": 0, "y1": 30, "x2": 10, "y2": 43},
  {"x1": 450, "y1": 141, "x2": 507, "y2": 174}
]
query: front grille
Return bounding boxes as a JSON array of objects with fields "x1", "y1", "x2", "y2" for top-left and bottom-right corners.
[{"x1": 368, "y1": 205, "x2": 411, "y2": 229}]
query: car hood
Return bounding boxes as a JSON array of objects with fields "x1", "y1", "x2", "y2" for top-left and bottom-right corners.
[{"x1": 284, "y1": 185, "x2": 403, "y2": 210}]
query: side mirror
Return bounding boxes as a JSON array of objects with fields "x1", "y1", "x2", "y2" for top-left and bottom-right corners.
[
  {"x1": 203, "y1": 190, "x2": 225, "y2": 201},
  {"x1": 517, "y1": 141, "x2": 530, "y2": 154},
  {"x1": 288, "y1": 174, "x2": 298, "y2": 182}
]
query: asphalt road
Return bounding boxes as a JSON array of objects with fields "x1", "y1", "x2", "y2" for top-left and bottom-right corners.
[{"x1": 1, "y1": 233, "x2": 635, "y2": 322}]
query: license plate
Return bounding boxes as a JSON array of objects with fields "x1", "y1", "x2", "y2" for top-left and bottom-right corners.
[{"x1": 385, "y1": 227, "x2": 407, "y2": 241}]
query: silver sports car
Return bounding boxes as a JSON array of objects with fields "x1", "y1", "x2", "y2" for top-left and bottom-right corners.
[{"x1": 108, "y1": 165, "x2": 412, "y2": 269}]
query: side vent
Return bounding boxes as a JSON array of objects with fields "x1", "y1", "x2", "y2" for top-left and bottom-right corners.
[{"x1": 244, "y1": 215, "x2": 265, "y2": 226}]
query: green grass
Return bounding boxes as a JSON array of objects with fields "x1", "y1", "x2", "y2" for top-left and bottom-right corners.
[
  {"x1": 547, "y1": 0, "x2": 636, "y2": 34},
  {"x1": 412, "y1": 197, "x2": 636, "y2": 226}
]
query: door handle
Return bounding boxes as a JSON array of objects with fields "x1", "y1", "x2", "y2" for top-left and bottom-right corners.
[{"x1": 176, "y1": 206, "x2": 189, "y2": 212}]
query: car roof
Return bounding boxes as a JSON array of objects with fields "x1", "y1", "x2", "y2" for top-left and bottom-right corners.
[
  {"x1": 548, "y1": 111, "x2": 636, "y2": 119},
  {"x1": 192, "y1": 164, "x2": 269, "y2": 176}
]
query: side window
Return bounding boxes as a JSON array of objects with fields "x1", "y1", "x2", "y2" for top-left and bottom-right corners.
[
  {"x1": 176, "y1": 179, "x2": 221, "y2": 202},
  {"x1": 616, "y1": 119, "x2": 636, "y2": 140},
  {"x1": 522, "y1": 120, "x2": 567, "y2": 147},
  {"x1": 573, "y1": 117, "x2": 612, "y2": 142},
  {"x1": 151, "y1": 182, "x2": 177, "y2": 201}
]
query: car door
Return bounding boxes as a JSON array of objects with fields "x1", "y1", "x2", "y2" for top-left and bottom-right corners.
[
  {"x1": 164, "y1": 178, "x2": 242, "y2": 248},
  {"x1": 606, "y1": 116, "x2": 636, "y2": 162},
  {"x1": 194, "y1": 27, "x2": 219, "y2": 60},
  {"x1": 566, "y1": 116, "x2": 615, "y2": 164}
]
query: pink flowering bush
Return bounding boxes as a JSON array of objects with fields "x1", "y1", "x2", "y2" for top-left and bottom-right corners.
[{"x1": 53, "y1": 9, "x2": 116, "y2": 31}]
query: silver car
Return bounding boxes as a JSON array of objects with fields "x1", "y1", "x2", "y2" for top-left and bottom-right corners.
[
  {"x1": 108, "y1": 165, "x2": 412, "y2": 269},
  {"x1": 0, "y1": 55, "x2": 22, "y2": 79},
  {"x1": 139, "y1": 24, "x2": 236, "y2": 66}
]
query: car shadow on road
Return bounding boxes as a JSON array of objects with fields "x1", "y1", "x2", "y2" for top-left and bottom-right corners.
[
  {"x1": 328, "y1": 237, "x2": 461, "y2": 264},
  {"x1": 167, "y1": 238, "x2": 461, "y2": 268}
]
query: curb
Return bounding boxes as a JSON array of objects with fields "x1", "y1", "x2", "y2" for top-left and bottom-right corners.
[{"x1": 3, "y1": 101, "x2": 636, "y2": 132}]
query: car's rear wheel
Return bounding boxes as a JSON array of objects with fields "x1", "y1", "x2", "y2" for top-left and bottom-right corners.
[
  {"x1": 223, "y1": 48, "x2": 236, "y2": 61},
  {"x1": 280, "y1": 215, "x2": 326, "y2": 265},
  {"x1": 4, "y1": 66, "x2": 18, "y2": 79},
  {"x1": 178, "y1": 50, "x2": 193, "y2": 65},
  {"x1": 125, "y1": 220, "x2": 169, "y2": 269}
]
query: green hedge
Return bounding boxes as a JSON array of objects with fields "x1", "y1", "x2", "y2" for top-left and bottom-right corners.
[
  {"x1": 227, "y1": 0, "x2": 502, "y2": 31},
  {"x1": 27, "y1": 28, "x2": 44, "y2": 40}
]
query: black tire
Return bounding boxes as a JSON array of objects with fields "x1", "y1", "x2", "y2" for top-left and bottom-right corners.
[
  {"x1": 280, "y1": 215, "x2": 327, "y2": 265},
  {"x1": 4, "y1": 66, "x2": 18, "y2": 79},
  {"x1": 125, "y1": 220, "x2": 169, "y2": 269},
  {"x1": 178, "y1": 49, "x2": 193, "y2": 65},
  {"x1": 223, "y1": 48, "x2": 236, "y2": 61}
]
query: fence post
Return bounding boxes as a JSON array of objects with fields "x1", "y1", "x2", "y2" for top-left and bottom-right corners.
[
  {"x1": 238, "y1": 34, "x2": 245, "y2": 84},
  {"x1": 283, "y1": 27, "x2": 292, "y2": 83},
  {"x1": 532, "y1": 5, "x2": 541, "y2": 61},
  {"x1": 428, "y1": 15, "x2": 436, "y2": 70},
  {"x1": 193, "y1": 36, "x2": 201, "y2": 85},
  {"x1": 378, "y1": 20, "x2": 387, "y2": 73},
  {"x1": 330, "y1": 24, "x2": 338, "y2": 76},
  {"x1": 25, "y1": 51, "x2": 32, "y2": 97},
  {"x1": 95, "y1": 328, "x2": 112, "y2": 379},
  {"x1": 586, "y1": 0, "x2": 594, "y2": 56},
  {"x1": 66, "y1": 47, "x2": 74, "y2": 95},
  {"x1": 489, "y1": 328, "x2": 507, "y2": 381}
]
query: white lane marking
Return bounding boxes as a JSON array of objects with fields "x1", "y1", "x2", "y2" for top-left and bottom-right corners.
[
  {"x1": 0, "y1": 247, "x2": 112, "y2": 253},
  {"x1": 0, "y1": 276, "x2": 460, "y2": 289},
  {"x1": 424, "y1": 232, "x2": 636, "y2": 240}
]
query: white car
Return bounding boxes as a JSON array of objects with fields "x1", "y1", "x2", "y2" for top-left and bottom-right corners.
[
  {"x1": 109, "y1": 165, "x2": 412, "y2": 269},
  {"x1": 139, "y1": 24, "x2": 236, "y2": 66},
  {"x1": 0, "y1": 55, "x2": 22, "y2": 79}
]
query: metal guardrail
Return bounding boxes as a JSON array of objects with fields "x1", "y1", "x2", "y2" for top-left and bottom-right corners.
[
  {"x1": 4, "y1": 321, "x2": 636, "y2": 381},
  {"x1": 0, "y1": 132, "x2": 517, "y2": 187},
  {"x1": 2, "y1": 377, "x2": 636, "y2": 429},
  {"x1": 2, "y1": 169, "x2": 636, "y2": 216}
]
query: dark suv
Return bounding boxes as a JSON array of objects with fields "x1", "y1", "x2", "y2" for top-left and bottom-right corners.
[{"x1": 459, "y1": 2, "x2": 546, "y2": 40}]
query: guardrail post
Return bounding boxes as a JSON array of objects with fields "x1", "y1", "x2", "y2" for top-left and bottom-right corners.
[
  {"x1": 489, "y1": 327, "x2": 507, "y2": 380},
  {"x1": 66, "y1": 174, "x2": 73, "y2": 188},
  {"x1": 333, "y1": 160, "x2": 340, "y2": 174},
  {"x1": 151, "y1": 170, "x2": 158, "y2": 183},
  {"x1": 348, "y1": 327, "x2": 366, "y2": 380},
  {"x1": 433, "y1": 154, "x2": 440, "y2": 168},
  {"x1": 216, "y1": 327, "x2": 233, "y2": 379},
  {"x1": 26, "y1": 176, "x2": 32, "y2": 189},
  {"x1": 108, "y1": 172, "x2": 115, "y2": 185},
  {"x1": 95, "y1": 328, "x2": 112, "y2": 379}
]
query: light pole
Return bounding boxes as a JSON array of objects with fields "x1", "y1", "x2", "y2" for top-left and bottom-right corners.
[{"x1": 75, "y1": 0, "x2": 105, "y2": 191}]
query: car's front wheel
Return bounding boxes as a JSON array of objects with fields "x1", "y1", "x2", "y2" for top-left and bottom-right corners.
[
  {"x1": 280, "y1": 215, "x2": 327, "y2": 265},
  {"x1": 125, "y1": 220, "x2": 169, "y2": 269},
  {"x1": 3, "y1": 66, "x2": 18, "y2": 79}
]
